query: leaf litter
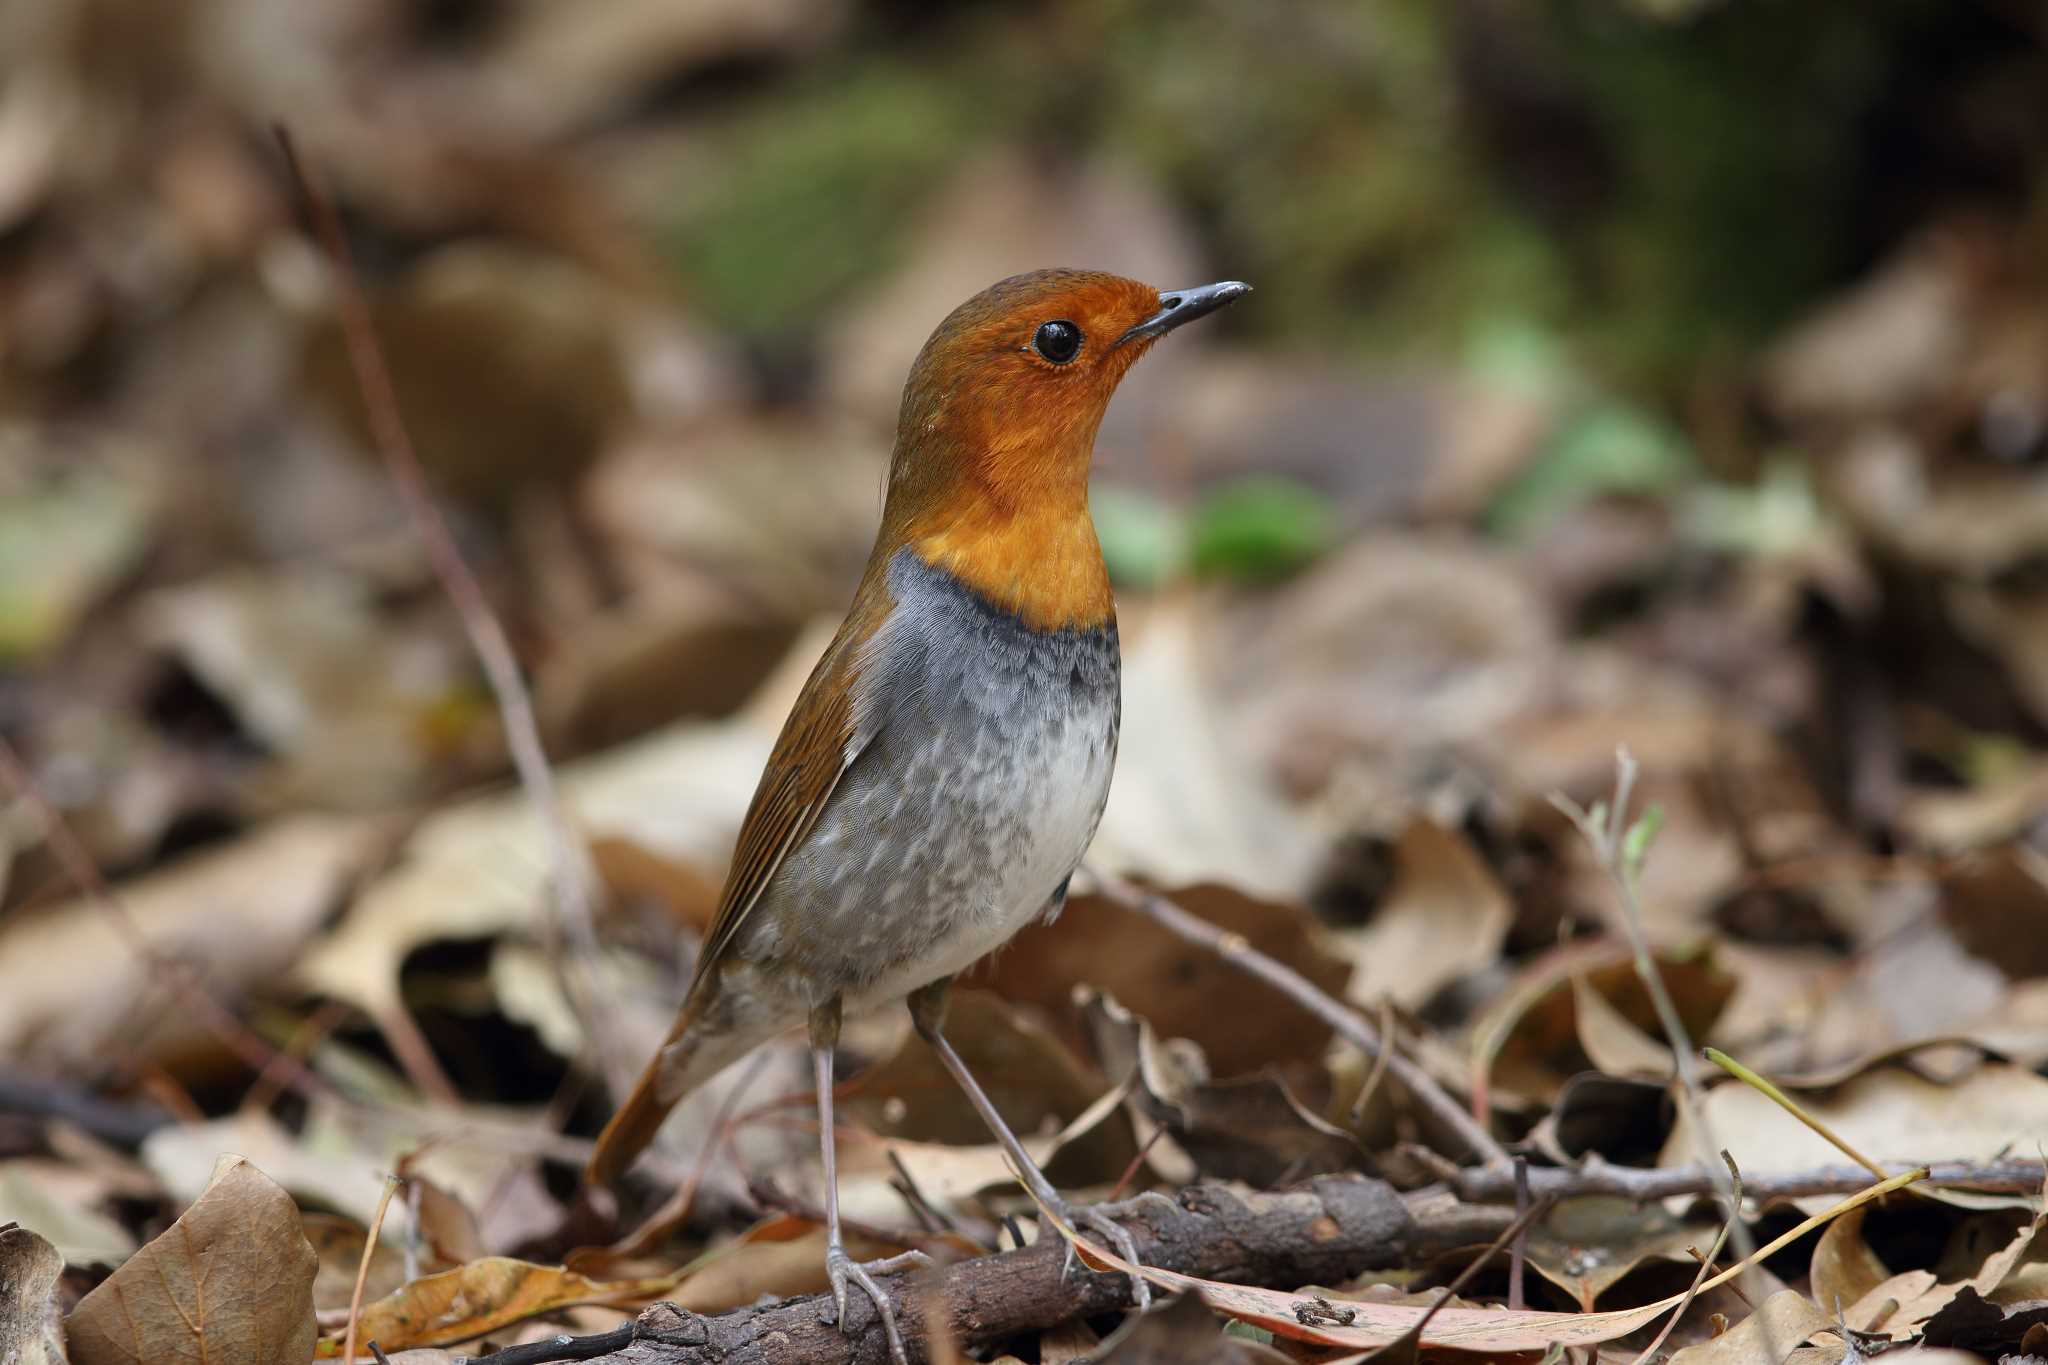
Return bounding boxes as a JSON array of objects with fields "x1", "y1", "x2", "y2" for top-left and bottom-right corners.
[{"x1": 8, "y1": 6, "x2": 2048, "y2": 1363}]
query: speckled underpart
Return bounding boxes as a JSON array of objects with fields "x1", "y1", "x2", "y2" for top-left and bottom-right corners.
[{"x1": 696, "y1": 548, "x2": 1118, "y2": 1045}]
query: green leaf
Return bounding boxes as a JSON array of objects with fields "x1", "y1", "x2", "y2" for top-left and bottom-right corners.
[
  {"x1": 1485, "y1": 400, "x2": 1697, "y2": 538},
  {"x1": 1188, "y1": 477, "x2": 1336, "y2": 583}
]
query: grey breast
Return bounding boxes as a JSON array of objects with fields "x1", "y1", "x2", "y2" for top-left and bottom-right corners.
[{"x1": 758, "y1": 547, "x2": 1120, "y2": 1001}]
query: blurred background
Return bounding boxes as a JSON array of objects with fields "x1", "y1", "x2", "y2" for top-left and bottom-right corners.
[{"x1": 8, "y1": 0, "x2": 2048, "y2": 1245}]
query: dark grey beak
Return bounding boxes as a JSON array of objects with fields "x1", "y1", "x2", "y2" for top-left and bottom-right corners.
[{"x1": 1117, "y1": 280, "x2": 1251, "y2": 346}]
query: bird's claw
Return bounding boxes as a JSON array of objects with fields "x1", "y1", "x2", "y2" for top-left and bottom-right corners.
[
  {"x1": 1044, "y1": 1198, "x2": 1151, "y2": 1309},
  {"x1": 821, "y1": 1243, "x2": 930, "y2": 1364}
]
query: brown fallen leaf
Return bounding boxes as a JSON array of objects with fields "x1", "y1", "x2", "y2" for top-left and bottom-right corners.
[
  {"x1": 1079, "y1": 989, "x2": 1359, "y2": 1187},
  {"x1": 1521, "y1": 1197, "x2": 1714, "y2": 1312},
  {"x1": 1661, "y1": 1064, "x2": 2048, "y2": 1213},
  {"x1": 0, "y1": 1223, "x2": 65, "y2": 1365},
  {"x1": 842, "y1": 988, "x2": 1137, "y2": 1190},
  {"x1": 1665, "y1": 1289, "x2": 1827, "y2": 1365},
  {"x1": 66, "y1": 1155, "x2": 317, "y2": 1365},
  {"x1": 319, "y1": 1258, "x2": 687, "y2": 1353},
  {"x1": 1478, "y1": 938, "x2": 1735, "y2": 1105},
  {"x1": 1333, "y1": 819, "x2": 1511, "y2": 1014},
  {"x1": 1809, "y1": 1205, "x2": 1893, "y2": 1325},
  {"x1": 967, "y1": 883, "x2": 1349, "y2": 1080}
]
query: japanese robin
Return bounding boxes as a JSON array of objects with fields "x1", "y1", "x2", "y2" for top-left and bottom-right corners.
[{"x1": 585, "y1": 269, "x2": 1249, "y2": 1358}]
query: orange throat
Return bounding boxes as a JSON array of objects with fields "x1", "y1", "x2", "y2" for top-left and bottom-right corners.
[{"x1": 903, "y1": 497, "x2": 1113, "y2": 632}]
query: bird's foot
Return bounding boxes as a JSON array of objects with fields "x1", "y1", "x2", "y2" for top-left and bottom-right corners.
[
  {"x1": 1042, "y1": 1196, "x2": 1152, "y2": 1309},
  {"x1": 820, "y1": 1242, "x2": 931, "y2": 1364}
]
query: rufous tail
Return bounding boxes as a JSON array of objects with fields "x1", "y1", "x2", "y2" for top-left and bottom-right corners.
[{"x1": 585, "y1": 994, "x2": 762, "y2": 1188}]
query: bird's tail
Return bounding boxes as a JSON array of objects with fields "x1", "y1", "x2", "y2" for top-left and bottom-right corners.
[{"x1": 584, "y1": 993, "x2": 769, "y2": 1189}]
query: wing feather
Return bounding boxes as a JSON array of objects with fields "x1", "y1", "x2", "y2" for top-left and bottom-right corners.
[{"x1": 687, "y1": 591, "x2": 887, "y2": 994}]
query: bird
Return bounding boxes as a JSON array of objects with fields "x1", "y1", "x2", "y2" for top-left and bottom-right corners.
[{"x1": 584, "y1": 268, "x2": 1249, "y2": 1359}]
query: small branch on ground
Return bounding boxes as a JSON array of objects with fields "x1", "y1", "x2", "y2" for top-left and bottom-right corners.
[
  {"x1": 484, "y1": 1177, "x2": 1505, "y2": 1365},
  {"x1": 272, "y1": 130, "x2": 627, "y2": 1099},
  {"x1": 1551, "y1": 748, "x2": 1763, "y2": 1306},
  {"x1": 1452, "y1": 1157, "x2": 2047, "y2": 1203},
  {"x1": 1079, "y1": 867, "x2": 1511, "y2": 1169}
]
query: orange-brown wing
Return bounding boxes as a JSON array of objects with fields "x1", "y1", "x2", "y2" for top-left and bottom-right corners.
[{"x1": 686, "y1": 606, "x2": 880, "y2": 995}]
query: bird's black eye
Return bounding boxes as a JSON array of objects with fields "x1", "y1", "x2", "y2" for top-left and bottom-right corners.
[{"x1": 1032, "y1": 320, "x2": 1083, "y2": 364}]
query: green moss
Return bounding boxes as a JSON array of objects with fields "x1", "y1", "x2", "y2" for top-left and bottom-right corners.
[{"x1": 659, "y1": 59, "x2": 987, "y2": 343}]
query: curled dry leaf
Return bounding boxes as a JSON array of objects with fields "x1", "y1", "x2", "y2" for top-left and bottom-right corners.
[
  {"x1": 967, "y1": 883, "x2": 1350, "y2": 1080},
  {"x1": 320, "y1": 1257, "x2": 686, "y2": 1354},
  {"x1": 1478, "y1": 938, "x2": 1735, "y2": 1106},
  {"x1": 1079, "y1": 989, "x2": 1358, "y2": 1187},
  {"x1": 1664, "y1": 1289, "x2": 1827, "y2": 1365},
  {"x1": 1334, "y1": 818, "x2": 1511, "y2": 1014},
  {"x1": 0, "y1": 1222, "x2": 65, "y2": 1365},
  {"x1": 297, "y1": 711, "x2": 772, "y2": 1034},
  {"x1": 66, "y1": 1155, "x2": 317, "y2": 1365},
  {"x1": 1521, "y1": 1197, "x2": 1716, "y2": 1311}
]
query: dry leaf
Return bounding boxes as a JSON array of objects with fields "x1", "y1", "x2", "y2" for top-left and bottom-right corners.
[
  {"x1": 1810, "y1": 1206, "x2": 1892, "y2": 1324},
  {"x1": 1335, "y1": 819, "x2": 1511, "y2": 1013},
  {"x1": 321, "y1": 1257, "x2": 686, "y2": 1353},
  {"x1": 1666, "y1": 1290, "x2": 1827, "y2": 1364},
  {"x1": 842, "y1": 988, "x2": 1136, "y2": 1189},
  {"x1": 0, "y1": 1223, "x2": 65, "y2": 1365},
  {"x1": 66, "y1": 1155, "x2": 317, "y2": 1365},
  {"x1": 1080, "y1": 989, "x2": 1359, "y2": 1186},
  {"x1": 1522, "y1": 1197, "x2": 1713, "y2": 1311},
  {"x1": 0, "y1": 1163, "x2": 137, "y2": 1267},
  {"x1": 967, "y1": 883, "x2": 1349, "y2": 1080},
  {"x1": 1662, "y1": 1064, "x2": 2048, "y2": 1212}
]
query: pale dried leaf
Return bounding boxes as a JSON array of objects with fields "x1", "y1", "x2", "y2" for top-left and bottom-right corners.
[
  {"x1": 1666, "y1": 1290, "x2": 1827, "y2": 1365},
  {"x1": 0, "y1": 1223, "x2": 65, "y2": 1365},
  {"x1": 66, "y1": 1156, "x2": 316, "y2": 1365}
]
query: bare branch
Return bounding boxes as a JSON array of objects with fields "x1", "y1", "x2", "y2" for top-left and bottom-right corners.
[
  {"x1": 271, "y1": 130, "x2": 624, "y2": 1096},
  {"x1": 1079, "y1": 867, "x2": 1511, "y2": 1168},
  {"x1": 1454, "y1": 1156, "x2": 2045, "y2": 1203}
]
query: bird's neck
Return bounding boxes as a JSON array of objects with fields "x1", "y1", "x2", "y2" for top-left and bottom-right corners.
[{"x1": 882, "y1": 478, "x2": 1112, "y2": 633}]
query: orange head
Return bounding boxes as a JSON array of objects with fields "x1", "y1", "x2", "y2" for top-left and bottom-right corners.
[{"x1": 878, "y1": 269, "x2": 1248, "y2": 629}]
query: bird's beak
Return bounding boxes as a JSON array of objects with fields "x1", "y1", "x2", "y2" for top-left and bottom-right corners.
[{"x1": 1116, "y1": 280, "x2": 1251, "y2": 346}]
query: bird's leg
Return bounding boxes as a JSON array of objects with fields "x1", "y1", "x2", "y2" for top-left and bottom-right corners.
[
  {"x1": 810, "y1": 998, "x2": 926, "y2": 1363},
  {"x1": 907, "y1": 979, "x2": 1151, "y2": 1307}
]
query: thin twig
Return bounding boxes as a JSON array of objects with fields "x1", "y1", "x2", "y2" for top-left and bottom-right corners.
[
  {"x1": 1550, "y1": 747, "x2": 1767, "y2": 1320},
  {"x1": 1628, "y1": 1152, "x2": 1742, "y2": 1365},
  {"x1": 1351, "y1": 1191, "x2": 1554, "y2": 1362},
  {"x1": 0, "y1": 737, "x2": 335, "y2": 1104},
  {"x1": 459, "y1": 1323, "x2": 635, "y2": 1365},
  {"x1": 1348, "y1": 996, "x2": 1398, "y2": 1125},
  {"x1": 1703, "y1": 1047, "x2": 1888, "y2": 1182},
  {"x1": 1507, "y1": 1156, "x2": 1529, "y2": 1312},
  {"x1": 602, "y1": 1051, "x2": 774, "y2": 1263},
  {"x1": 344, "y1": 1173, "x2": 404, "y2": 1365},
  {"x1": 1453, "y1": 1156, "x2": 2044, "y2": 1203},
  {"x1": 271, "y1": 129, "x2": 624, "y2": 1096},
  {"x1": 1080, "y1": 867, "x2": 1510, "y2": 1167}
]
